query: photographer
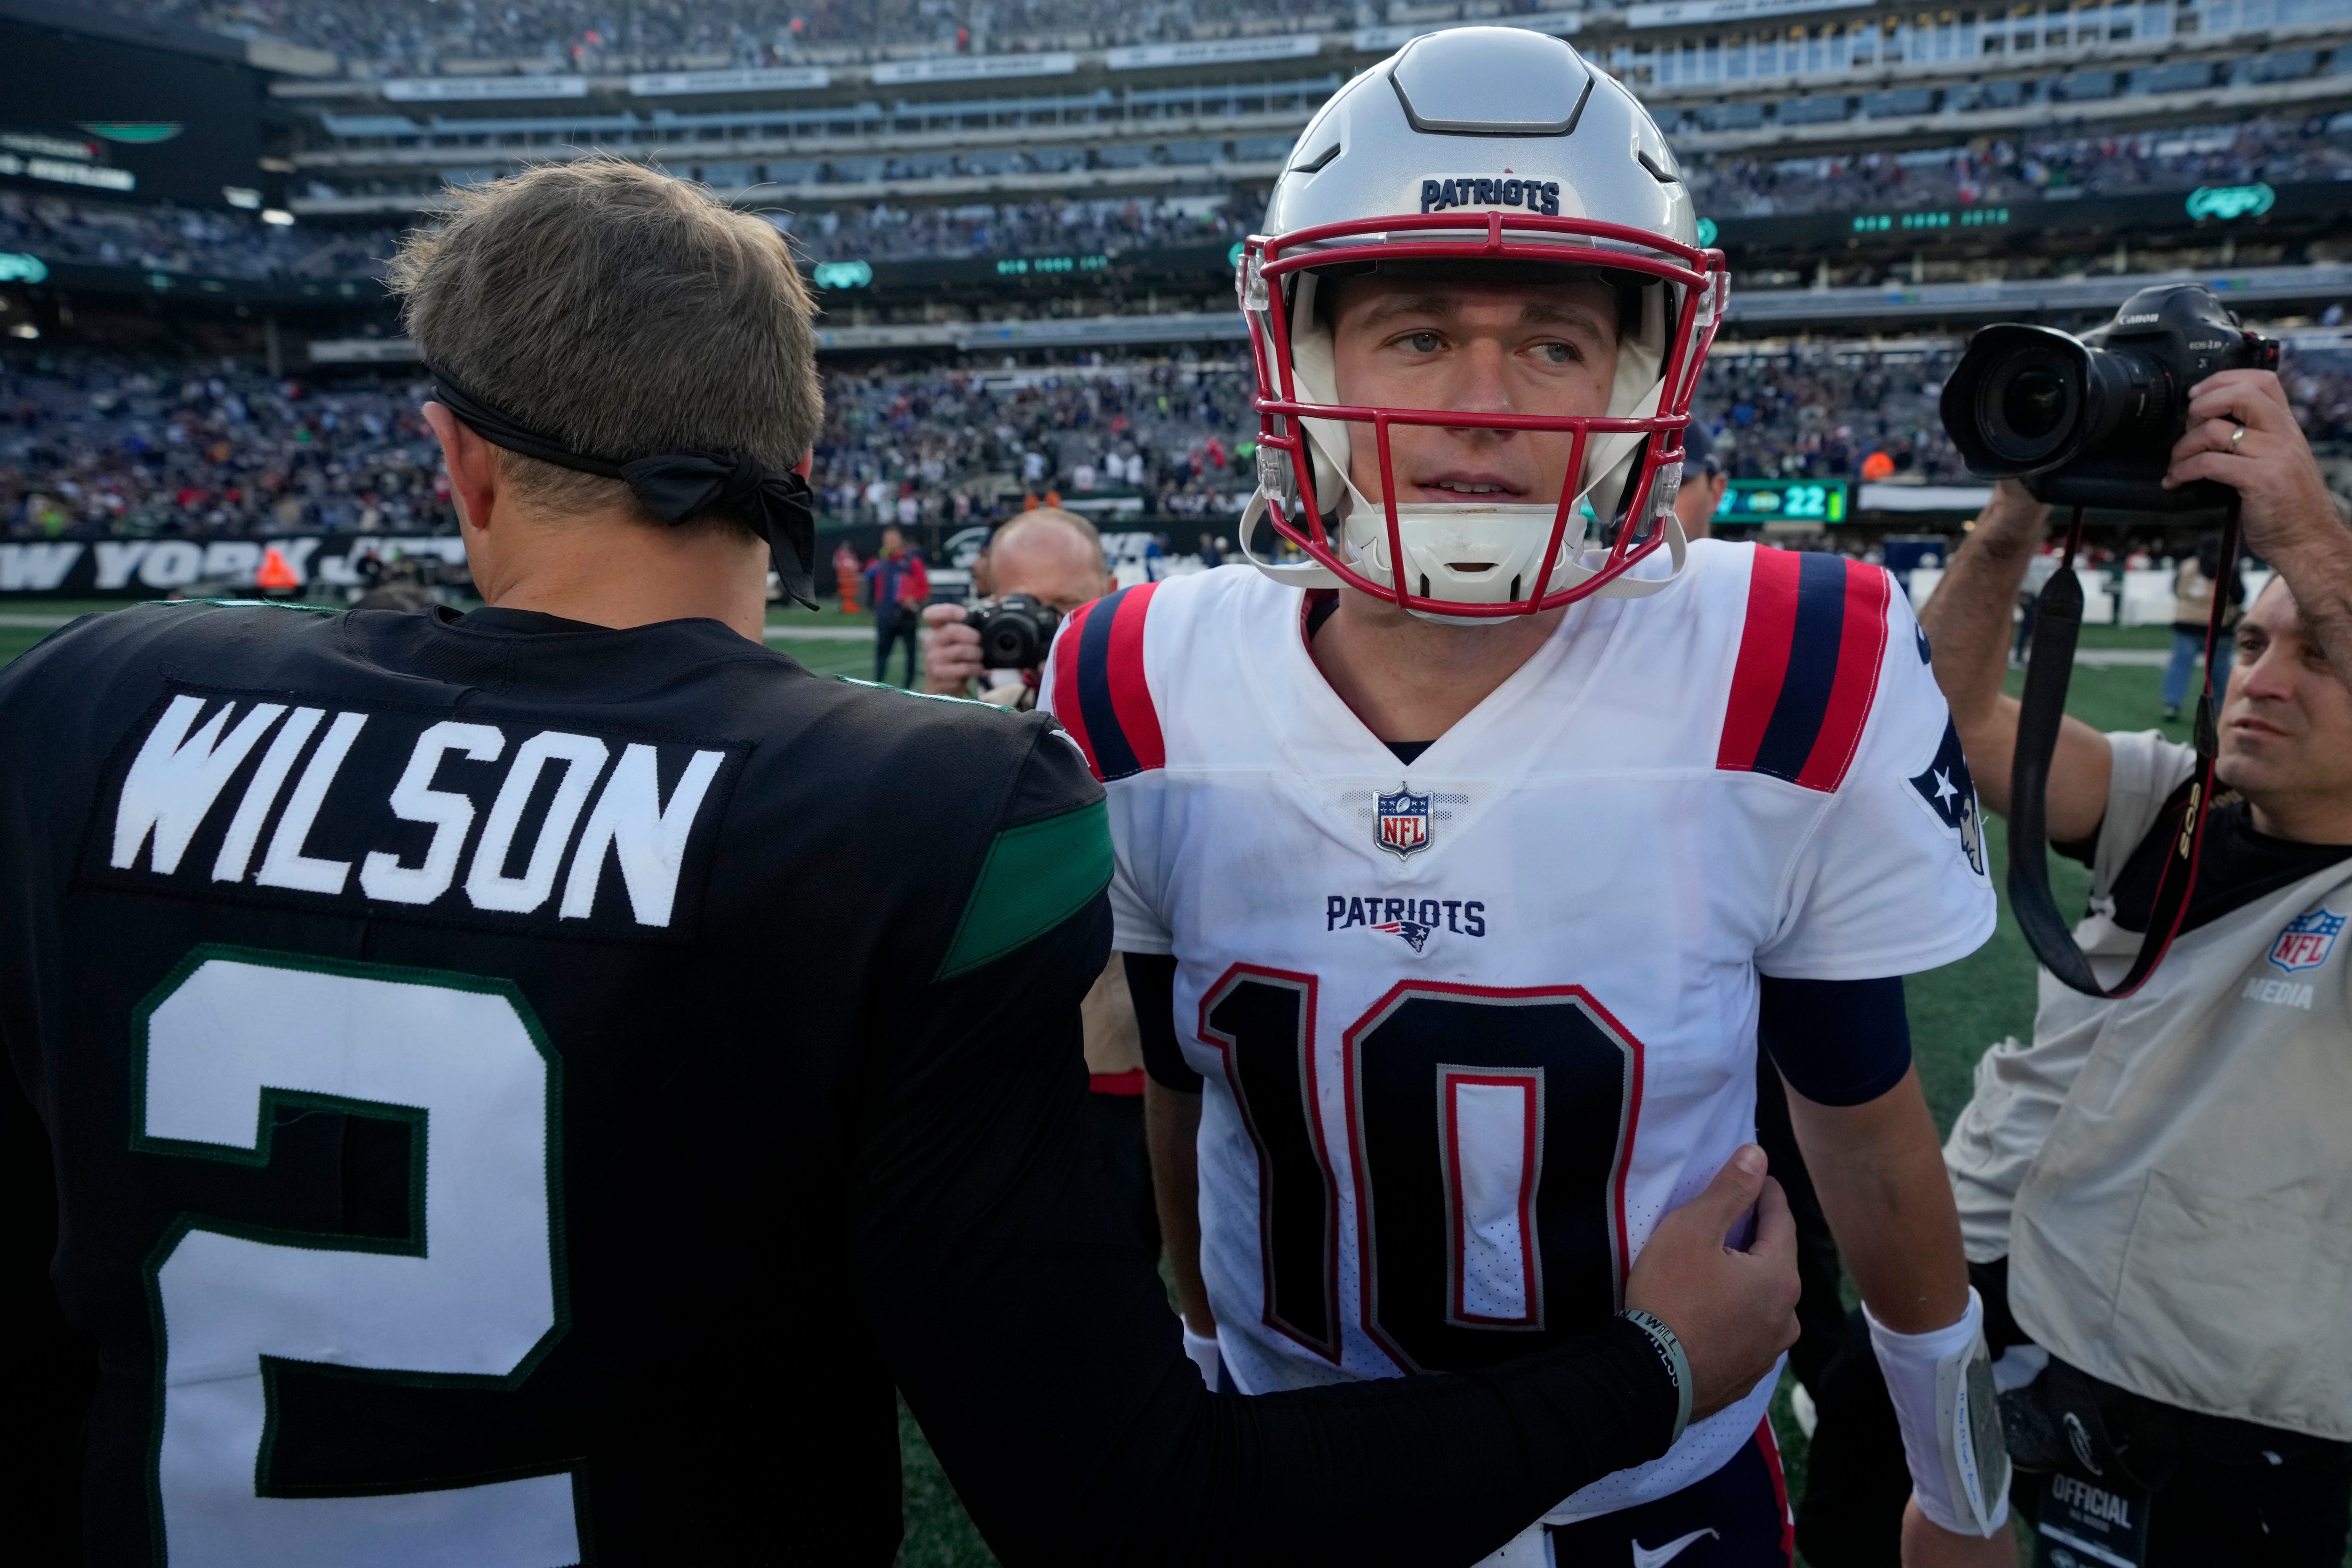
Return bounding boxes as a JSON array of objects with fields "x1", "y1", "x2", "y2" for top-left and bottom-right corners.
[
  {"x1": 919, "y1": 508, "x2": 1112, "y2": 708},
  {"x1": 1804, "y1": 369, "x2": 2352, "y2": 1567}
]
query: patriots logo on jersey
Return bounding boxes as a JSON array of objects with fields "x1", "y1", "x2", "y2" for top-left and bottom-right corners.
[
  {"x1": 1327, "y1": 895, "x2": 1487, "y2": 950},
  {"x1": 1374, "y1": 917, "x2": 1434, "y2": 951},
  {"x1": 2269, "y1": 907, "x2": 2345, "y2": 973},
  {"x1": 1376, "y1": 785, "x2": 1433, "y2": 859},
  {"x1": 1906, "y1": 718, "x2": 1986, "y2": 879}
]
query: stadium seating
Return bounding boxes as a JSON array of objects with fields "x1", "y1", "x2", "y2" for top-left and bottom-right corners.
[{"x1": 13, "y1": 345, "x2": 2352, "y2": 540}]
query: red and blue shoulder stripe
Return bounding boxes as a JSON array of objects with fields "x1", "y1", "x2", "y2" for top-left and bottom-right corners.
[
  {"x1": 1051, "y1": 582, "x2": 1165, "y2": 782},
  {"x1": 1716, "y1": 549, "x2": 1892, "y2": 793}
]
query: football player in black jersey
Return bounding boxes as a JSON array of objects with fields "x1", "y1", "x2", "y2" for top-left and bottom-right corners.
[{"x1": 1, "y1": 159, "x2": 1802, "y2": 1566}]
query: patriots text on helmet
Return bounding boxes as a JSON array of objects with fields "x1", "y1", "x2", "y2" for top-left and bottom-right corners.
[{"x1": 1418, "y1": 179, "x2": 1563, "y2": 216}]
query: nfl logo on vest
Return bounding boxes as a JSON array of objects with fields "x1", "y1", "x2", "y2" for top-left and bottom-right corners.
[{"x1": 2269, "y1": 907, "x2": 2345, "y2": 973}]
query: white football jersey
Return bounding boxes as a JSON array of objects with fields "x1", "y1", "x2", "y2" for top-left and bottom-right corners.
[{"x1": 1039, "y1": 543, "x2": 1994, "y2": 1521}]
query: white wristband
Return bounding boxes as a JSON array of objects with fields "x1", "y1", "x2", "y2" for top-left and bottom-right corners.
[
  {"x1": 1182, "y1": 1323, "x2": 1222, "y2": 1390},
  {"x1": 1865, "y1": 1287, "x2": 2012, "y2": 1537}
]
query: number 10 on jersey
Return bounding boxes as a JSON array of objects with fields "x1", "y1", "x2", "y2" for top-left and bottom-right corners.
[{"x1": 1199, "y1": 967, "x2": 1644, "y2": 1376}]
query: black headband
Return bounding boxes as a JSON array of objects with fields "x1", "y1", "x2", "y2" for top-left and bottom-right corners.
[{"x1": 428, "y1": 369, "x2": 817, "y2": 609}]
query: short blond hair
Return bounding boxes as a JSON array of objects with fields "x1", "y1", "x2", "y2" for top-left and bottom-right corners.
[{"x1": 387, "y1": 159, "x2": 823, "y2": 529}]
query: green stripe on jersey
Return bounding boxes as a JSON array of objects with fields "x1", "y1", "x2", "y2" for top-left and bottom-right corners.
[{"x1": 936, "y1": 800, "x2": 1113, "y2": 982}]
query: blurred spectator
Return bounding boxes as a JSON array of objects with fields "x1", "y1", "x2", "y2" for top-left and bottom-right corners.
[
  {"x1": 832, "y1": 538, "x2": 863, "y2": 612},
  {"x1": 1675, "y1": 421, "x2": 1728, "y2": 539},
  {"x1": 863, "y1": 523, "x2": 927, "y2": 685},
  {"x1": 2161, "y1": 530, "x2": 2247, "y2": 720}
]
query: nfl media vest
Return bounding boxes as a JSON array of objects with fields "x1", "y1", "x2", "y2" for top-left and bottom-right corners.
[{"x1": 1946, "y1": 731, "x2": 2352, "y2": 1439}]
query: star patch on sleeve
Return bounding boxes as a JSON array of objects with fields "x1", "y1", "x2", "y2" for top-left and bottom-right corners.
[{"x1": 1906, "y1": 717, "x2": 1986, "y2": 878}]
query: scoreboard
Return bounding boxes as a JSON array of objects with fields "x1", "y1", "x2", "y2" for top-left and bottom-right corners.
[
  {"x1": 0, "y1": 16, "x2": 269, "y2": 210},
  {"x1": 1714, "y1": 478, "x2": 1850, "y2": 526}
]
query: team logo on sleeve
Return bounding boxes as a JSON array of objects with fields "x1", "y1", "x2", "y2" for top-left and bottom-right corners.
[
  {"x1": 1906, "y1": 718, "x2": 1986, "y2": 879},
  {"x1": 2269, "y1": 908, "x2": 2344, "y2": 973},
  {"x1": 1375, "y1": 784, "x2": 1433, "y2": 859}
]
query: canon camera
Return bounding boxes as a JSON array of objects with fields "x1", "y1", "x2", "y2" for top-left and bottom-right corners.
[
  {"x1": 1939, "y1": 284, "x2": 2279, "y2": 512},
  {"x1": 964, "y1": 593, "x2": 1063, "y2": 669}
]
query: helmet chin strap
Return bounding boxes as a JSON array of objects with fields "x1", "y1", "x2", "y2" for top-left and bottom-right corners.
[{"x1": 1233, "y1": 488, "x2": 1344, "y2": 588}]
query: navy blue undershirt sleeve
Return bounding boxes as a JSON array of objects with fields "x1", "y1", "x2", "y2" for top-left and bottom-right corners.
[
  {"x1": 1757, "y1": 974, "x2": 1912, "y2": 1107},
  {"x1": 1123, "y1": 950, "x2": 1201, "y2": 1091}
]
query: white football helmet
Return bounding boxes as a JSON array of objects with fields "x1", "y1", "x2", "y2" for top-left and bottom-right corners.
[{"x1": 1235, "y1": 27, "x2": 1727, "y2": 620}]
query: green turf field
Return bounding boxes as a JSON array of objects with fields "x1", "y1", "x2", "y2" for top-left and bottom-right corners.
[{"x1": 0, "y1": 604, "x2": 2200, "y2": 1566}]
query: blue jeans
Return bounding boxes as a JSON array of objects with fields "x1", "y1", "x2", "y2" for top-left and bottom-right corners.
[{"x1": 2163, "y1": 626, "x2": 2236, "y2": 711}]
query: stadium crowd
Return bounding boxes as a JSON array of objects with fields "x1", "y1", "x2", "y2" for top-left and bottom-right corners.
[
  {"x1": 11, "y1": 345, "x2": 2352, "y2": 539},
  {"x1": 100, "y1": 0, "x2": 1361, "y2": 70},
  {"x1": 11, "y1": 113, "x2": 2345, "y2": 289},
  {"x1": 1685, "y1": 114, "x2": 2352, "y2": 218},
  {"x1": 0, "y1": 191, "x2": 401, "y2": 285},
  {"x1": 1, "y1": 354, "x2": 449, "y2": 537},
  {"x1": 785, "y1": 194, "x2": 1256, "y2": 262}
]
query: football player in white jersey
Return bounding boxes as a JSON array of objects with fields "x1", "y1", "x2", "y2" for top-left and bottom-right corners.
[{"x1": 1041, "y1": 28, "x2": 2016, "y2": 1568}]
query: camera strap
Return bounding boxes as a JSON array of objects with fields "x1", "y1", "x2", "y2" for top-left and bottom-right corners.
[{"x1": 2006, "y1": 501, "x2": 2239, "y2": 998}]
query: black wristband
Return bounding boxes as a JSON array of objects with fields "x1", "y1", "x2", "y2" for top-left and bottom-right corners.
[{"x1": 1617, "y1": 1309, "x2": 1693, "y2": 1447}]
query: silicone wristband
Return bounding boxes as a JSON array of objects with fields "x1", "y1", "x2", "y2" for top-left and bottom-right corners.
[{"x1": 1618, "y1": 1308, "x2": 1693, "y2": 1447}]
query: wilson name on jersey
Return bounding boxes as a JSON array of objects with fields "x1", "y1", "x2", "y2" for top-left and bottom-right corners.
[
  {"x1": 93, "y1": 686, "x2": 738, "y2": 940},
  {"x1": 1041, "y1": 547, "x2": 1993, "y2": 1520}
]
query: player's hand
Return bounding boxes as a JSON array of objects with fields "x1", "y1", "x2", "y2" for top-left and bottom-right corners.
[
  {"x1": 1624, "y1": 1145, "x2": 1800, "y2": 1420},
  {"x1": 1967, "y1": 480, "x2": 2050, "y2": 557},
  {"x1": 1902, "y1": 1497, "x2": 2019, "y2": 1568},
  {"x1": 2164, "y1": 369, "x2": 2341, "y2": 564},
  {"x1": 920, "y1": 602, "x2": 983, "y2": 696}
]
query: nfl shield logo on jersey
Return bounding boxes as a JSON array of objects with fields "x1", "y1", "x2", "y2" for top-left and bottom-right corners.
[
  {"x1": 2269, "y1": 908, "x2": 2345, "y2": 973},
  {"x1": 1376, "y1": 784, "x2": 1432, "y2": 859}
]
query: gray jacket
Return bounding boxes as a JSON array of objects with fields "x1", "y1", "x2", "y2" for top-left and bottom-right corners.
[{"x1": 1946, "y1": 731, "x2": 2352, "y2": 1438}]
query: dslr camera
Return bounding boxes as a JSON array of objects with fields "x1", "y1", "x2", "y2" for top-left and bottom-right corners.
[
  {"x1": 964, "y1": 593, "x2": 1063, "y2": 669},
  {"x1": 1940, "y1": 283, "x2": 2280, "y2": 511}
]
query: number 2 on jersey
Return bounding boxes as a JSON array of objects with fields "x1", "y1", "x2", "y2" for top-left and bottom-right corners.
[
  {"x1": 1201, "y1": 967, "x2": 1643, "y2": 1375},
  {"x1": 134, "y1": 947, "x2": 578, "y2": 1568}
]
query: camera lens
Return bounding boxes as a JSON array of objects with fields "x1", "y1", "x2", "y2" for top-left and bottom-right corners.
[
  {"x1": 1977, "y1": 347, "x2": 2080, "y2": 465},
  {"x1": 2003, "y1": 366, "x2": 2068, "y2": 441},
  {"x1": 984, "y1": 622, "x2": 1029, "y2": 663}
]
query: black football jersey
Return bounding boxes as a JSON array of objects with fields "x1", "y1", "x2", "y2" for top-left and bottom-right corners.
[{"x1": 2, "y1": 601, "x2": 1676, "y2": 1568}]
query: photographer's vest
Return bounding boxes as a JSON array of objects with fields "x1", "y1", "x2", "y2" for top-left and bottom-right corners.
[{"x1": 1947, "y1": 731, "x2": 2352, "y2": 1439}]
